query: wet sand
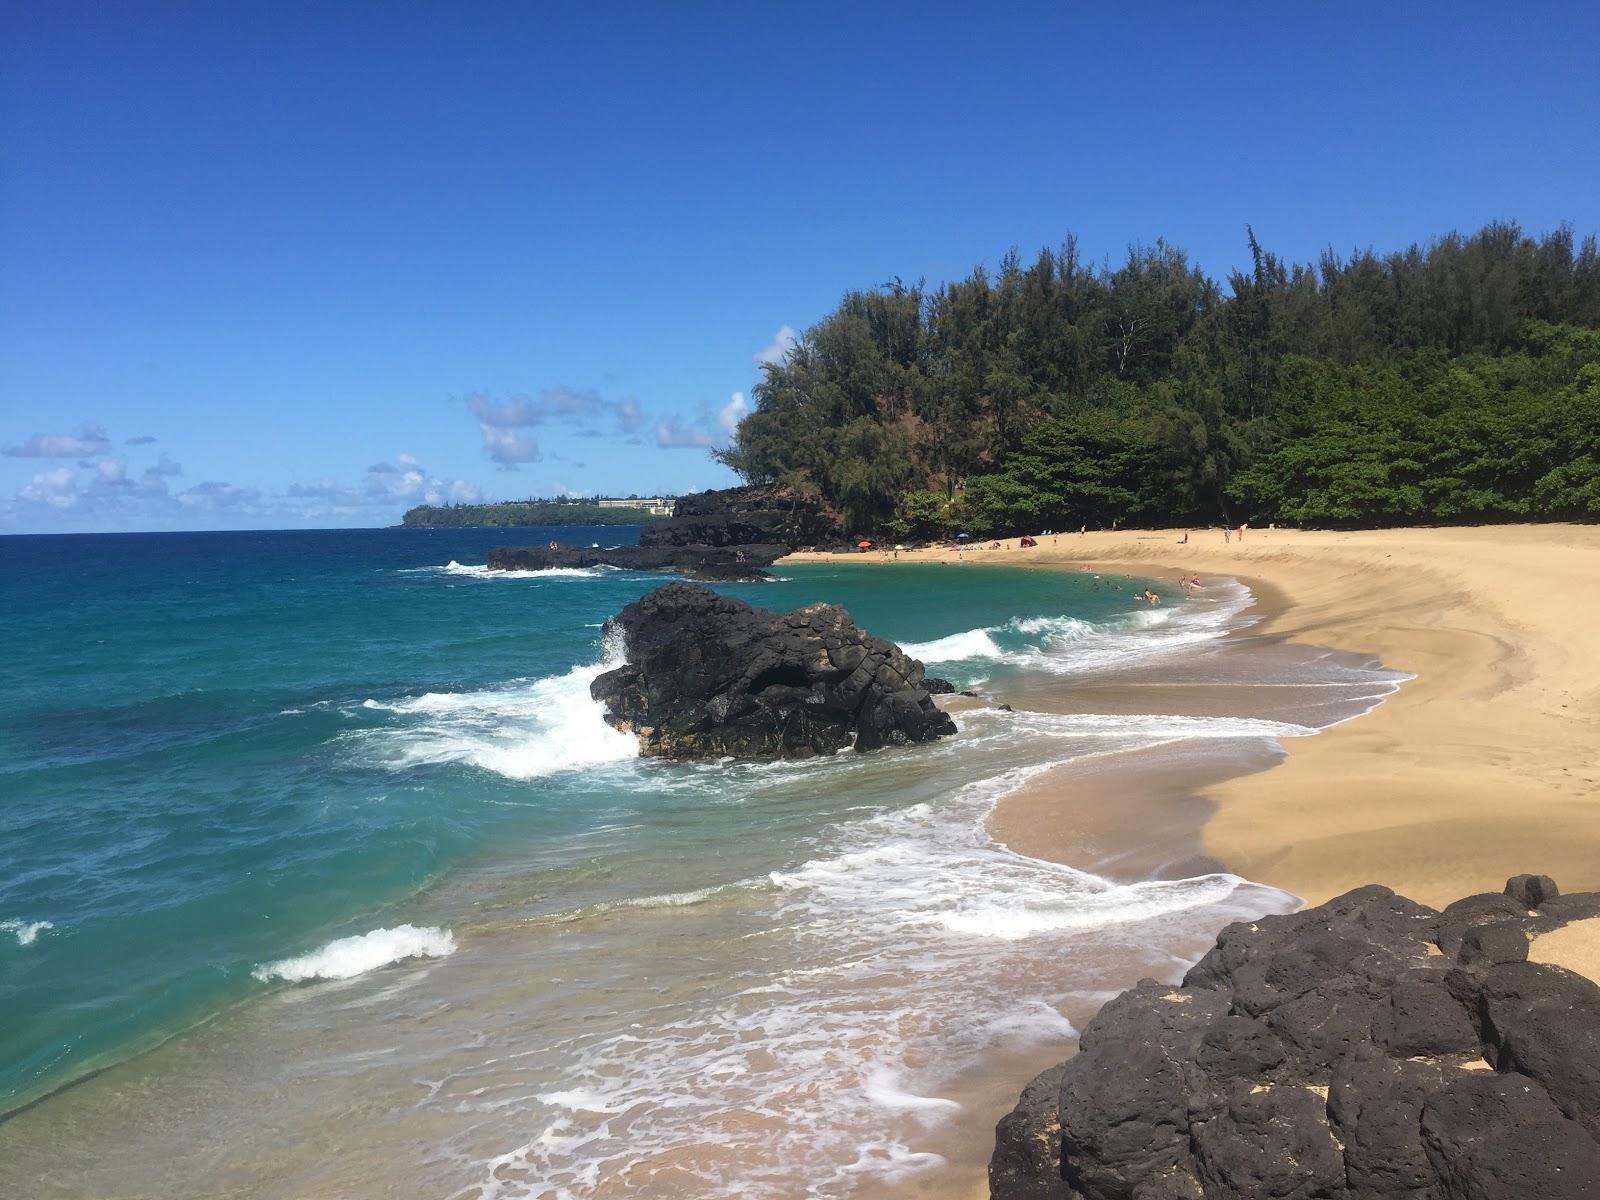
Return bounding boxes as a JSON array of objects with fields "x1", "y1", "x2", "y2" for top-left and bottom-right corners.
[{"x1": 788, "y1": 523, "x2": 1600, "y2": 908}]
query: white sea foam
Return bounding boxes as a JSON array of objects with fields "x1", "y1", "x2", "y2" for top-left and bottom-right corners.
[
  {"x1": 452, "y1": 748, "x2": 1297, "y2": 1200},
  {"x1": 533, "y1": 883, "x2": 747, "y2": 925},
  {"x1": 252, "y1": 924, "x2": 456, "y2": 983},
  {"x1": 436, "y1": 561, "x2": 613, "y2": 580},
  {"x1": 353, "y1": 636, "x2": 638, "y2": 780},
  {"x1": 904, "y1": 578, "x2": 1257, "y2": 679},
  {"x1": 861, "y1": 1066, "x2": 961, "y2": 1115},
  {"x1": 1003, "y1": 709, "x2": 1318, "y2": 743},
  {"x1": 1, "y1": 918, "x2": 53, "y2": 946},
  {"x1": 899, "y1": 627, "x2": 1012, "y2": 662}
]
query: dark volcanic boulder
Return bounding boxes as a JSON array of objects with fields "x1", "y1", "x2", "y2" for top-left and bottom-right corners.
[
  {"x1": 486, "y1": 542, "x2": 786, "y2": 574},
  {"x1": 589, "y1": 582, "x2": 956, "y2": 759},
  {"x1": 681, "y1": 561, "x2": 773, "y2": 582},
  {"x1": 991, "y1": 1065, "x2": 1072, "y2": 1200},
  {"x1": 990, "y1": 876, "x2": 1600, "y2": 1200}
]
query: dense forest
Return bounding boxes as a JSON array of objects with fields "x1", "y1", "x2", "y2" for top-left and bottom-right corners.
[
  {"x1": 716, "y1": 223, "x2": 1600, "y2": 535},
  {"x1": 401, "y1": 499, "x2": 668, "y2": 528}
]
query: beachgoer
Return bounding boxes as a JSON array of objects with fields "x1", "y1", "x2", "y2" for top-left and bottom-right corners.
[
  {"x1": 1223, "y1": 527, "x2": 1231, "y2": 544},
  {"x1": 1179, "y1": 532, "x2": 1189, "y2": 544},
  {"x1": 1238, "y1": 523, "x2": 1247, "y2": 541}
]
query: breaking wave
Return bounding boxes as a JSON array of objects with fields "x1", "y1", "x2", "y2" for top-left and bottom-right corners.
[
  {"x1": 352, "y1": 628, "x2": 636, "y2": 780},
  {"x1": 252, "y1": 924, "x2": 456, "y2": 983},
  {"x1": 902, "y1": 579, "x2": 1255, "y2": 678},
  {"x1": 436, "y1": 561, "x2": 613, "y2": 580},
  {"x1": 2, "y1": 919, "x2": 53, "y2": 947}
]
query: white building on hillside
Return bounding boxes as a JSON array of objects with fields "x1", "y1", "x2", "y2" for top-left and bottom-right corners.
[{"x1": 595, "y1": 497, "x2": 676, "y2": 516}]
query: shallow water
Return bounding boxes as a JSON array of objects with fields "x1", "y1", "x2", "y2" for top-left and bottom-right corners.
[{"x1": 0, "y1": 529, "x2": 1405, "y2": 1196}]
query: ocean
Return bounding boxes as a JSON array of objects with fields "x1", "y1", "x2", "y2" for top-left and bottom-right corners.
[{"x1": 0, "y1": 527, "x2": 1405, "y2": 1197}]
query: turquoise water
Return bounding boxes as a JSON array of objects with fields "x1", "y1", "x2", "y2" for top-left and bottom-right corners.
[{"x1": 0, "y1": 528, "x2": 1169, "y2": 1115}]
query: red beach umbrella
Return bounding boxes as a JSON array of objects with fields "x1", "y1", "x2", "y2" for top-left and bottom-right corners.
[{"x1": 858, "y1": 540, "x2": 873, "y2": 548}]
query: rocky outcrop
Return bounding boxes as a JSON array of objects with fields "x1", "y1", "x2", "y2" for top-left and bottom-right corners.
[
  {"x1": 486, "y1": 542, "x2": 786, "y2": 576},
  {"x1": 488, "y1": 485, "x2": 837, "y2": 577},
  {"x1": 639, "y1": 484, "x2": 840, "y2": 550},
  {"x1": 589, "y1": 583, "x2": 956, "y2": 759},
  {"x1": 990, "y1": 876, "x2": 1600, "y2": 1200}
]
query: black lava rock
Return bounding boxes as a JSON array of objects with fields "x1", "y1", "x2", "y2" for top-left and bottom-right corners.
[
  {"x1": 990, "y1": 1065, "x2": 1072, "y2": 1200},
  {"x1": 638, "y1": 484, "x2": 840, "y2": 549},
  {"x1": 487, "y1": 542, "x2": 787, "y2": 574},
  {"x1": 924, "y1": 676, "x2": 957, "y2": 694},
  {"x1": 990, "y1": 876, "x2": 1600, "y2": 1200},
  {"x1": 589, "y1": 583, "x2": 956, "y2": 760},
  {"x1": 1456, "y1": 921, "x2": 1528, "y2": 967},
  {"x1": 1505, "y1": 873, "x2": 1560, "y2": 908}
]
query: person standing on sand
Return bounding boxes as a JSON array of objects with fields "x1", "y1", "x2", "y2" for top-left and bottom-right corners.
[
  {"x1": 1223, "y1": 526, "x2": 1231, "y2": 544},
  {"x1": 1238, "y1": 523, "x2": 1248, "y2": 541},
  {"x1": 1179, "y1": 532, "x2": 1189, "y2": 544}
]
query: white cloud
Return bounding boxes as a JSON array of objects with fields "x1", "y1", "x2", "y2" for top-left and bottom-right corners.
[
  {"x1": 466, "y1": 387, "x2": 607, "y2": 430},
  {"x1": 717, "y1": 391, "x2": 750, "y2": 438},
  {"x1": 145, "y1": 453, "x2": 183, "y2": 478},
  {"x1": 613, "y1": 396, "x2": 646, "y2": 433},
  {"x1": 5, "y1": 424, "x2": 112, "y2": 458},
  {"x1": 19, "y1": 467, "x2": 80, "y2": 508},
  {"x1": 465, "y1": 388, "x2": 653, "y2": 464},
  {"x1": 289, "y1": 456, "x2": 481, "y2": 510},
  {"x1": 380, "y1": 466, "x2": 427, "y2": 499},
  {"x1": 125, "y1": 435, "x2": 157, "y2": 446},
  {"x1": 479, "y1": 424, "x2": 542, "y2": 466},
  {"x1": 424, "y1": 478, "x2": 481, "y2": 505},
  {"x1": 655, "y1": 416, "x2": 715, "y2": 449},
  {"x1": 179, "y1": 481, "x2": 261, "y2": 510},
  {"x1": 9, "y1": 449, "x2": 481, "y2": 530},
  {"x1": 754, "y1": 325, "x2": 799, "y2": 368}
]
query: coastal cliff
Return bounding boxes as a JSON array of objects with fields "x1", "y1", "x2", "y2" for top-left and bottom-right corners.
[
  {"x1": 637, "y1": 484, "x2": 841, "y2": 549},
  {"x1": 486, "y1": 484, "x2": 842, "y2": 578},
  {"x1": 400, "y1": 499, "x2": 671, "y2": 528},
  {"x1": 990, "y1": 874, "x2": 1600, "y2": 1200}
]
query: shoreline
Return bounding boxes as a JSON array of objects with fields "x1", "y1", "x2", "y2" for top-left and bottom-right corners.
[{"x1": 784, "y1": 523, "x2": 1600, "y2": 908}]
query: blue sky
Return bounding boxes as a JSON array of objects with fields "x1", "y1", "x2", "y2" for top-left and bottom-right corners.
[{"x1": 3, "y1": 1, "x2": 1597, "y2": 532}]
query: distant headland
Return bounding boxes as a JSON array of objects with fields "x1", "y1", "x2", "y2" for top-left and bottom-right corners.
[{"x1": 400, "y1": 495, "x2": 676, "y2": 528}]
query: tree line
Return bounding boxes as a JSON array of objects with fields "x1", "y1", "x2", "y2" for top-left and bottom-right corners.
[
  {"x1": 400, "y1": 499, "x2": 669, "y2": 528},
  {"x1": 715, "y1": 223, "x2": 1600, "y2": 534}
]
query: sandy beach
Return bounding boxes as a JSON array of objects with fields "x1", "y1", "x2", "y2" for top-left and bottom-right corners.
[{"x1": 786, "y1": 524, "x2": 1600, "y2": 909}]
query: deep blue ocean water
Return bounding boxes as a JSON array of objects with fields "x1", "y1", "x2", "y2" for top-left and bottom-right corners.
[{"x1": 0, "y1": 526, "x2": 1164, "y2": 1115}]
